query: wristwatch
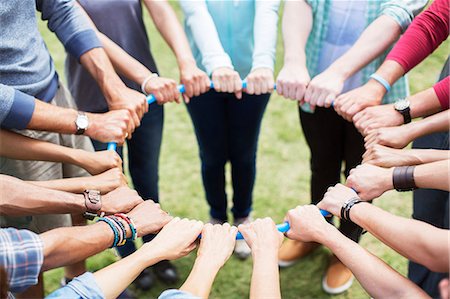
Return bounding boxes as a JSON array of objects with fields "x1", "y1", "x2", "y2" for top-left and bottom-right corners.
[
  {"x1": 75, "y1": 112, "x2": 89, "y2": 135},
  {"x1": 394, "y1": 99, "x2": 411, "y2": 124},
  {"x1": 83, "y1": 190, "x2": 102, "y2": 220}
]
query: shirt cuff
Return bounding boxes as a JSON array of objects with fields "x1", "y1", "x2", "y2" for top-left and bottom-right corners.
[
  {"x1": 159, "y1": 289, "x2": 201, "y2": 299},
  {"x1": 65, "y1": 30, "x2": 103, "y2": 61},
  {"x1": 251, "y1": 53, "x2": 275, "y2": 72},
  {"x1": 433, "y1": 76, "x2": 449, "y2": 110},
  {"x1": 381, "y1": 5, "x2": 413, "y2": 33},
  {"x1": 2, "y1": 90, "x2": 35, "y2": 129},
  {"x1": 202, "y1": 54, "x2": 234, "y2": 76}
]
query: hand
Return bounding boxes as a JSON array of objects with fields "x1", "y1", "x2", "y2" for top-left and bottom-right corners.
[
  {"x1": 107, "y1": 85, "x2": 149, "y2": 132},
  {"x1": 85, "y1": 168, "x2": 128, "y2": 194},
  {"x1": 197, "y1": 223, "x2": 237, "y2": 268},
  {"x1": 285, "y1": 205, "x2": 332, "y2": 243},
  {"x1": 363, "y1": 144, "x2": 418, "y2": 167},
  {"x1": 317, "y1": 184, "x2": 359, "y2": 217},
  {"x1": 276, "y1": 65, "x2": 310, "y2": 103},
  {"x1": 245, "y1": 68, "x2": 274, "y2": 95},
  {"x1": 212, "y1": 67, "x2": 242, "y2": 99},
  {"x1": 180, "y1": 61, "x2": 210, "y2": 103},
  {"x1": 353, "y1": 104, "x2": 403, "y2": 136},
  {"x1": 78, "y1": 150, "x2": 122, "y2": 175},
  {"x1": 238, "y1": 218, "x2": 283, "y2": 257},
  {"x1": 86, "y1": 110, "x2": 132, "y2": 144},
  {"x1": 144, "y1": 76, "x2": 180, "y2": 105},
  {"x1": 334, "y1": 80, "x2": 385, "y2": 122},
  {"x1": 364, "y1": 125, "x2": 413, "y2": 149},
  {"x1": 127, "y1": 200, "x2": 172, "y2": 237},
  {"x1": 346, "y1": 164, "x2": 393, "y2": 201},
  {"x1": 101, "y1": 186, "x2": 144, "y2": 215},
  {"x1": 304, "y1": 69, "x2": 345, "y2": 108},
  {"x1": 144, "y1": 217, "x2": 204, "y2": 260}
]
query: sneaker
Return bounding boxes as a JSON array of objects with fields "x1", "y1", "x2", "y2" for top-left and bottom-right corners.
[
  {"x1": 278, "y1": 239, "x2": 320, "y2": 267},
  {"x1": 134, "y1": 268, "x2": 155, "y2": 291},
  {"x1": 153, "y1": 260, "x2": 179, "y2": 284},
  {"x1": 233, "y1": 216, "x2": 252, "y2": 260},
  {"x1": 322, "y1": 255, "x2": 354, "y2": 294}
]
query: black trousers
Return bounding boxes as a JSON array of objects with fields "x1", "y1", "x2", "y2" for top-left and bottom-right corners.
[
  {"x1": 408, "y1": 131, "x2": 449, "y2": 298},
  {"x1": 299, "y1": 107, "x2": 365, "y2": 242}
]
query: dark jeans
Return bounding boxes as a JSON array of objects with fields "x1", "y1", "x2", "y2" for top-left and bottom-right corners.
[
  {"x1": 187, "y1": 90, "x2": 270, "y2": 222},
  {"x1": 92, "y1": 103, "x2": 163, "y2": 257},
  {"x1": 299, "y1": 107, "x2": 365, "y2": 242},
  {"x1": 408, "y1": 131, "x2": 449, "y2": 298}
]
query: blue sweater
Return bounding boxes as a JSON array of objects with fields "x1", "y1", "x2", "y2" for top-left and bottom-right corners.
[{"x1": 0, "y1": 0, "x2": 102, "y2": 129}]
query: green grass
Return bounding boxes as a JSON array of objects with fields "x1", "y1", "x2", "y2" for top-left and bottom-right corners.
[{"x1": 39, "y1": 2, "x2": 449, "y2": 298}]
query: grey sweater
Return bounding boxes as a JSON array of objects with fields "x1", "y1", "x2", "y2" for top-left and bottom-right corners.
[{"x1": 0, "y1": 0, "x2": 101, "y2": 129}]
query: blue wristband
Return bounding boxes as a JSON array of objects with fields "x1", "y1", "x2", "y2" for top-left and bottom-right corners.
[
  {"x1": 370, "y1": 74, "x2": 391, "y2": 93},
  {"x1": 97, "y1": 217, "x2": 119, "y2": 247}
]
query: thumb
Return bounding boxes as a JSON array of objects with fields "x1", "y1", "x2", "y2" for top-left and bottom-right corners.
[{"x1": 183, "y1": 93, "x2": 190, "y2": 104}]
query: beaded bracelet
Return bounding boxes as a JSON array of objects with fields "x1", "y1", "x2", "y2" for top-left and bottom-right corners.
[
  {"x1": 115, "y1": 213, "x2": 137, "y2": 241},
  {"x1": 97, "y1": 217, "x2": 119, "y2": 248},
  {"x1": 110, "y1": 216, "x2": 127, "y2": 246}
]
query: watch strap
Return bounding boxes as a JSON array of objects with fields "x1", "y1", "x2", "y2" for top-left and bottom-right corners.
[
  {"x1": 402, "y1": 107, "x2": 411, "y2": 124},
  {"x1": 83, "y1": 190, "x2": 102, "y2": 220},
  {"x1": 75, "y1": 112, "x2": 87, "y2": 135}
]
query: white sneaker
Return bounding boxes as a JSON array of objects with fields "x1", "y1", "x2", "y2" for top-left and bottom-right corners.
[{"x1": 233, "y1": 216, "x2": 252, "y2": 260}]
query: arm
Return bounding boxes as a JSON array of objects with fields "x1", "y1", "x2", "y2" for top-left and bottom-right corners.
[
  {"x1": 276, "y1": 0, "x2": 312, "y2": 102},
  {"x1": 286, "y1": 205, "x2": 429, "y2": 298},
  {"x1": 363, "y1": 144, "x2": 450, "y2": 167},
  {"x1": 354, "y1": 83, "x2": 444, "y2": 136},
  {"x1": 310, "y1": 15, "x2": 402, "y2": 109},
  {"x1": 238, "y1": 218, "x2": 283, "y2": 299},
  {"x1": 317, "y1": 184, "x2": 450, "y2": 272},
  {"x1": 0, "y1": 129, "x2": 122, "y2": 175},
  {"x1": 179, "y1": 224, "x2": 237, "y2": 298},
  {"x1": 345, "y1": 161, "x2": 449, "y2": 201},
  {"x1": 245, "y1": 0, "x2": 280, "y2": 96},
  {"x1": 364, "y1": 108, "x2": 450, "y2": 149}
]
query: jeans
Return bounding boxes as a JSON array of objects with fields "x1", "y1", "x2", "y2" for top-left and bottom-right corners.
[
  {"x1": 186, "y1": 90, "x2": 270, "y2": 222},
  {"x1": 299, "y1": 107, "x2": 365, "y2": 242},
  {"x1": 91, "y1": 103, "x2": 163, "y2": 257},
  {"x1": 408, "y1": 131, "x2": 449, "y2": 298}
]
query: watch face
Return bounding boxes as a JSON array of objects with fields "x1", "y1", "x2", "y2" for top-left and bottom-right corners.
[
  {"x1": 395, "y1": 99, "x2": 410, "y2": 111},
  {"x1": 76, "y1": 115, "x2": 89, "y2": 129}
]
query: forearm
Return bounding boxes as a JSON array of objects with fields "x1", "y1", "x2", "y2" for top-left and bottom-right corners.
[
  {"x1": 414, "y1": 159, "x2": 450, "y2": 191},
  {"x1": 407, "y1": 109, "x2": 450, "y2": 141},
  {"x1": 41, "y1": 222, "x2": 114, "y2": 271},
  {"x1": 94, "y1": 245, "x2": 162, "y2": 299},
  {"x1": 79, "y1": 47, "x2": 128, "y2": 106},
  {"x1": 0, "y1": 175, "x2": 84, "y2": 216},
  {"x1": 327, "y1": 15, "x2": 401, "y2": 80},
  {"x1": 282, "y1": 0, "x2": 312, "y2": 67},
  {"x1": 144, "y1": 0, "x2": 196, "y2": 68},
  {"x1": 351, "y1": 202, "x2": 449, "y2": 272},
  {"x1": 404, "y1": 149, "x2": 450, "y2": 165},
  {"x1": 27, "y1": 99, "x2": 78, "y2": 134},
  {"x1": 409, "y1": 87, "x2": 443, "y2": 119},
  {"x1": 250, "y1": 252, "x2": 281, "y2": 299},
  {"x1": 179, "y1": 257, "x2": 221, "y2": 298},
  {"x1": 28, "y1": 177, "x2": 89, "y2": 194},
  {"x1": 320, "y1": 225, "x2": 428, "y2": 298}
]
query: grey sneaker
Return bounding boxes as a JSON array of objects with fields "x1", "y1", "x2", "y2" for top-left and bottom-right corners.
[{"x1": 233, "y1": 216, "x2": 252, "y2": 260}]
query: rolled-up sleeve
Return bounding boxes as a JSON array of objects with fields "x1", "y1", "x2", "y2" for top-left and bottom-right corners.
[
  {"x1": 380, "y1": 0, "x2": 427, "y2": 32},
  {"x1": 36, "y1": 0, "x2": 102, "y2": 61},
  {"x1": 158, "y1": 289, "x2": 201, "y2": 299},
  {"x1": 433, "y1": 76, "x2": 449, "y2": 110},
  {"x1": 46, "y1": 272, "x2": 104, "y2": 299},
  {"x1": 180, "y1": 0, "x2": 233, "y2": 75},
  {"x1": 0, "y1": 84, "x2": 35, "y2": 129},
  {"x1": 252, "y1": 0, "x2": 280, "y2": 72}
]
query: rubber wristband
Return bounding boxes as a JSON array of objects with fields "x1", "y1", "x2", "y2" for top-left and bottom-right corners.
[
  {"x1": 141, "y1": 73, "x2": 159, "y2": 96},
  {"x1": 370, "y1": 74, "x2": 391, "y2": 93}
]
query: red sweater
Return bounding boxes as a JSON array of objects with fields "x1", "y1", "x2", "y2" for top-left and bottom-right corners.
[{"x1": 386, "y1": 0, "x2": 449, "y2": 110}]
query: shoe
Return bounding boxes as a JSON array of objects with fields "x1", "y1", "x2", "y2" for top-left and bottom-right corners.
[
  {"x1": 117, "y1": 288, "x2": 137, "y2": 299},
  {"x1": 209, "y1": 218, "x2": 226, "y2": 225},
  {"x1": 153, "y1": 260, "x2": 179, "y2": 284},
  {"x1": 134, "y1": 269, "x2": 155, "y2": 291},
  {"x1": 278, "y1": 239, "x2": 320, "y2": 267},
  {"x1": 322, "y1": 255, "x2": 354, "y2": 294},
  {"x1": 233, "y1": 216, "x2": 252, "y2": 260}
]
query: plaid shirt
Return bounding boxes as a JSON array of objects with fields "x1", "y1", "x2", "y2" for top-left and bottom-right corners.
[
  {"x1": 302, "y1": 0, "x2": 428, "y2": 112},
  {"x1": 0, "y1": 228, "x2": 43, "y2": 294}
]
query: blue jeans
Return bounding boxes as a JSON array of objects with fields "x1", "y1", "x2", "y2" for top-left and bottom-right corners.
[
  {"x1": 91, "y1": 103, "x2": 163, "y2": 257},
  {"x1": 186, "y1": 90, "x2": 270, "y2": 222}
]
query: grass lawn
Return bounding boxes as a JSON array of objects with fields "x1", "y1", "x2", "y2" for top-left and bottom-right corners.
[{"x1": 39, "y1": 2, "x2": 449, "y2": 298}]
